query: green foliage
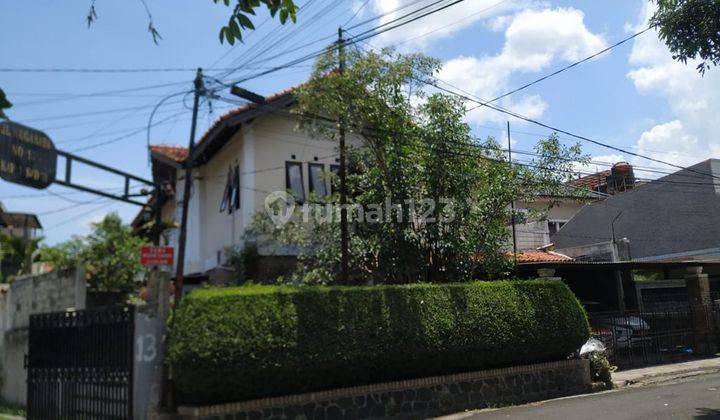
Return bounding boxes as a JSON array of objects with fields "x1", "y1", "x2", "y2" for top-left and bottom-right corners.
[
  {"x1": 168, "y1": 279, "x2": 590, "y2": 405},
  {"x1": 0, "y1": 400, "x2": 25, "y2": 417},
  {"x1": 246, "y1": 49, "x2": 587, "y2": 285},
  {"x1": 587, "y1": 352, "x2": 615, "y2": 388},
  {"x1": 40, "y1": 213, "x2": 147, "y2": 293},
  {"x1": 0, "y1": 234, "x2": 42, "y2": 281},
  {"x1": 215, "y1": 0, "x2": 297, "y2": 45},
  {"x1": 0, "y1": 88, "x2": 11, "y2": 120},
  {"x1": 225, "y1": 242, "x2": 260, "y2": 284},
  {"x1": 39, "y1": 237, "x2": 84, "y2": 272},
  {"x1": 651, "y1": 0, "x2": 720, "y2": 74}
]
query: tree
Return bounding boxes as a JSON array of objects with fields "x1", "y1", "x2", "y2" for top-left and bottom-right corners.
[
  {"x1": 651, "y1": 0, "x2": 720, "y2": 74},
  {"x1": 244, "y1": 48, "x2": 587, "y2": 285},
  {"x1": 0, "y1": 88, "x2": 10, "y2": 120},
  {"x1": 85, "y1": 0, "x2": 297, "y2": 46},
  {"x1": 41, "y1": 213, "x2": 148, "y2": 293},
  {"x1": 0, "y1": 233, "x2": 43, "y2": 281}
]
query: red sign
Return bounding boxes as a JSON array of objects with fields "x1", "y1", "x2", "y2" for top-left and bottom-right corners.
[{"x1": 140, "y1": 246, "x2": 174, "y2": 266}]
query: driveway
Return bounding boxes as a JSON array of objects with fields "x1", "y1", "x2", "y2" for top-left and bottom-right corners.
[{"x1": 446, "y1": 373, "x2": 720, "y2": 420}]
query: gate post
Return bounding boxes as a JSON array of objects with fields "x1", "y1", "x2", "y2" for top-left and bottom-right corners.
[
  {"x1": 133, "y1": 270, "x2": 172, "y2": 420},
  {"x1": 685, "y1": 266, "x2": 717, "y2": 355}
]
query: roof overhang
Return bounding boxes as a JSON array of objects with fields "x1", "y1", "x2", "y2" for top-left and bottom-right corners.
[
  {"x1": 518, "y1": 260, "x2": 720, "y2": 271},
  {"x1": 191, "y1": 92, "x2": 296, "y2": 166}
]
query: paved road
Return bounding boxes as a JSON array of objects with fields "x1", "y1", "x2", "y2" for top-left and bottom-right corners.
[{"x1": 455, "y1": 373, "x2": 720, "y2": 420}]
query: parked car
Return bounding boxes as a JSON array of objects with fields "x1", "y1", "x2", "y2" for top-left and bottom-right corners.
[
  {"x1": 584, "y1": 302, "x2": 651, "y2": 351},
  {"x1": 592, "y1": 314, "x2": 650, "y2": 350}
]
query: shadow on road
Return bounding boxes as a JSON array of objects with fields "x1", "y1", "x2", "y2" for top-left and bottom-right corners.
[{"x1": 694, "y1": 408, "x2": 720, "y2": 419}]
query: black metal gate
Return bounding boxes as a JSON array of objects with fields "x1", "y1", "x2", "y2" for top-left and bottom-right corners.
[
  {"x1": 588, "y1": 303, "x2": 718, "y2": 369},
  {"x1": 27, "y1": 307, "x2": 134, "y2": 419}
]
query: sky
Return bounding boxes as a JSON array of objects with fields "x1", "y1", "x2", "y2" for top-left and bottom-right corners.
[{"x1": 1, "y1": 0, "x2": 718, "y2": 244}]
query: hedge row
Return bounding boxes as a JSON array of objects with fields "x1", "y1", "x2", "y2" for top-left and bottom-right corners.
[{"x1": 167, "y1": 280, "x2": 589, "y2": 405}]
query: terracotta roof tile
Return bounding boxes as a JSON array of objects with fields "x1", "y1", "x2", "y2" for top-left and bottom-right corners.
[
  {"x1": 511, "y1": 250, "x2": 573, "y2": 263},
  {"x1": 150, "y1": 145, "x2": 189, "y2": 163},
  {"x1": 567, "y1": 170, "x2": 611, "y2": 191}
]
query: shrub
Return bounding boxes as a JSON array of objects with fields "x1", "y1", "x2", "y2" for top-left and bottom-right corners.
[{"x1": 168, "y1": 280, "x2": 589, "y2": 405}]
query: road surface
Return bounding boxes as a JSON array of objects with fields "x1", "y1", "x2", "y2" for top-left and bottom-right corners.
[{"x1": 454, "y1": 373, "x2": 720, "y2": 419}]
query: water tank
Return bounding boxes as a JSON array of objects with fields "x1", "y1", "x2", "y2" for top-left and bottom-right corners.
[{"x1": 611, "y1": 162, "x2": 635, "y2": 192}]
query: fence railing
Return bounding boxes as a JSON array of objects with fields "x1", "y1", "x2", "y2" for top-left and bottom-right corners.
[{"x1": 588, "y1": 304, "x2": 717, "y2": 369}]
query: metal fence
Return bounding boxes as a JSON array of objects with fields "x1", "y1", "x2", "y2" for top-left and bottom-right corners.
[
  {"x1": 588, "y1": 304, "x2": 718, "y2": 369},
  {"x1": 26, "y1": 306, "x2": 134, "y2": 419}
]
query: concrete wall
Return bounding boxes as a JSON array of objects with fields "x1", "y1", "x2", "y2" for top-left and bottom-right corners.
[
  {"x1": 178, "y1": 359, "x2": 591, "y2": 420},
  {"x1": 0, "y1": 269, "x2": 86, "y2": 405},
  {"x1": 513, "y1": 199, "x2": 588, "y2": 251}
]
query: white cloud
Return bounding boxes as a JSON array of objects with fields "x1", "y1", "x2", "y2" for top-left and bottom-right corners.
[
  {"x1": 370, "y1": 0, "x2": 538, "y2": 48},
  {"x1": 626, "y1": 3, "x2": 720, "y2": 172},
  {"x1": 439, "y1": 7, "x2": 606, "y2": 125}
]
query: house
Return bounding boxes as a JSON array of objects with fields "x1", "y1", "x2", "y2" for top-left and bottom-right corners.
[
  {"x1": 138, "y1": 88, "x2": 363, "y2": 283},
  {"x1": 555, "y1": 159, "x2": 720, "y2": 262},
  {"x1": 0, "y1": 203, "x2": 42, "y2": 240},
  {"x1": 0, "y1": 203, "x2": 42, "y2": 280}
]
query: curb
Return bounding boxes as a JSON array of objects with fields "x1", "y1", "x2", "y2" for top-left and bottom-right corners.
[{"x1": 612, "y1": 365, "x2": 720, "y2": 388}]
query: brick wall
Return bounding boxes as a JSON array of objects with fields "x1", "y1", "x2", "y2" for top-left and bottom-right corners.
[{"x1": 178, "y1": 359, "x2": 591, "y2": 420}]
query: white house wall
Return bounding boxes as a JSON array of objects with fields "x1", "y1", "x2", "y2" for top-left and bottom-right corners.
[{"x1": 174, "y1": 111, "x2": 362, "y2": 275}]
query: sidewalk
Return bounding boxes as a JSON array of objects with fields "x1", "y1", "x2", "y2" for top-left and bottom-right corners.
[{"x1": 612, "y1": 356, "x2": 720, "y2": 388}]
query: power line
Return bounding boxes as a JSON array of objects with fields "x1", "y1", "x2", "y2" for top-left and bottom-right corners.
[
  {"x1": 416, "y1": 76, "x2": 720, "y2": 182},
  {"x1": 0, "y1": 65, "x2": 314, "y2": 74},
  {"x1": 71, "y1": 109, "x2": 190, "y2": 153},
  {"x1": 344, "y1": 0, "x2": 372, "y2": 27},
  {"x1": 216, "y1": 0, "x2": 470, "y2": 88},
  {"x1": 44, "y1": 201, "x2": 116, "y2": 231},
  {"x1": 468, "y1": 27, "x2": 653, "y2": 110}
]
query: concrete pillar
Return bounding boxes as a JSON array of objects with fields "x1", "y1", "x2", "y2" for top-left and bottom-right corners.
[
  {"x1": 134, "y1": 270, "x2": 172, "y2": 420},
  {"x1": 684, "y1": 266, "x2": 716, "y2": 354}
]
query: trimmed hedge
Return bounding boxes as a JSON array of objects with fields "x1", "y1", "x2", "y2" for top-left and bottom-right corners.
[{"x1": 168, "y1": 280, "x2": 589, "y2": 405}]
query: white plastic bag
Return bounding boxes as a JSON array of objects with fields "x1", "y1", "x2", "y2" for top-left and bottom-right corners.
[{"x1": 580, "y1": 337, "x2": 606, "y2": 356}]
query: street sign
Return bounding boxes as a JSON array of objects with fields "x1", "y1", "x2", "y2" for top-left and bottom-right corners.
[
  {"x1": 0, "y1": 121, "x2": 57, "y2": 189},
  {"x1": 140, "y1": 246, "x2": 174, "y2": 267}
]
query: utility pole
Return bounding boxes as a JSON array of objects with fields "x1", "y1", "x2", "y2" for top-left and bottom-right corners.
[
  {"x1": 507, "y1": 121, "x2": 518, "y2": 270},
  {"x1": 338, "y1": 27, "x2": 349, "y2": 285},
  {"x1": 174, "y1": 68, "x2": 204, "y2": 302}
]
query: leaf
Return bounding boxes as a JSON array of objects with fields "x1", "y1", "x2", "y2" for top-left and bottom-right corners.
[
  {"x1": 279, "y1": 8, "x2": 288, "y2": 24},
  {"x1": 219, "y1": 27, "x2": 226, "y2": 44},
  {"x1": 237, "y1": 13, "x2": 254, "y2": 30},
  {"x1": 229, "y1": 18, "x2": 240, "y2": 37},
  {"x1": 0, "y1": 88, "x2": 11, "y2": 120},
  {"x1": 226, "y1": 26, "x2": 237, "y2": 45}
]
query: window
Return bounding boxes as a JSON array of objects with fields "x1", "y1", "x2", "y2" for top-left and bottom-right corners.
[
  {"x1": 220, "y1": 165, "x2": 240, "y2": 213},
  {"x1": 308, "y1": 163, "x2": 328, "y2": 197},
  {"x1": 285, "y1": 162, "x2": 305, "y2": 202},
  {"x1": 329, "y1": 164, "x2": 340, "y2": 194},
  {"x1": 548, "y1": 220, "x2": 567, "y2": 236}
]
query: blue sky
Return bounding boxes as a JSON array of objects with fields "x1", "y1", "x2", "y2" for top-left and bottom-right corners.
[{"x1": 1, "y1": 0, "x2": 717, "y2": 244}]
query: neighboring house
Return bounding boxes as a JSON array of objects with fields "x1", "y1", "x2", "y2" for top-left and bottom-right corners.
[
  {"x1": 137, "y1": 88, "x2": 363, "y2": 281},
  {"x1": 0, "y1": 203, "x2": 42, "y2": 240},
  {"x1": 0, "y1": 203, "x2": 42, "y2": 279},
  {"x1": 555, "y1": 159, "x2": 720, "y2": 262},
  {"x1": 513, "y1": 195, "x2": 599, "y2": 251},
  {"x1": 512, "y1": 162, "x2": 638, "y2": 251}
]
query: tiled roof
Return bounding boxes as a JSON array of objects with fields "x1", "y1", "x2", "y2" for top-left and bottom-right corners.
[
  {"x1": 512, "y1": 250, "x2": 573, "y2": 263},
  {"x1": 149, "y1": 86, "x2": 298, "y2": 165},
  {"x1": 150, "y1": 145, "x2": 189, "y2": 163},
  {"x1": 567, "y1": 170, "x2": 610, "y2": 191},
  {"x1": 195, "y1": 86, "x2": 297, "y2": 149}
]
